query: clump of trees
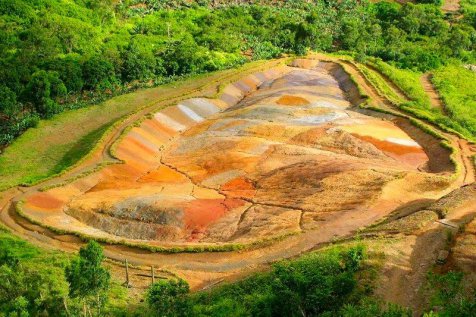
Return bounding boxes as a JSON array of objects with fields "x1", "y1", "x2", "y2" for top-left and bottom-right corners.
[
  {"x1": 140, "y1": 246, "x2": 370, "y2": 316},
  {"x1": 0, "y1": 239, "x2": 111, "y2": 316}
]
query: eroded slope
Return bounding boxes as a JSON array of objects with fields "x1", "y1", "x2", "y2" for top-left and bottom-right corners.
[{"x1": 19, "y1": 62, "x2": 453, "y2": 247}]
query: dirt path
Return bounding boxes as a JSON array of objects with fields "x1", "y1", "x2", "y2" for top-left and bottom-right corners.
[
  {"x1": 1, "y1": 55, "x2": 474, "y2": 293},
  {"x1": 376, "y1": 185, "x2": 476, "y2": 314},
  {"x1": 420, "y1": 73, "x2": 445, "y2": 113},
  {"x1": 458, "y1": 139, "x2": 476, "y2": 185}
]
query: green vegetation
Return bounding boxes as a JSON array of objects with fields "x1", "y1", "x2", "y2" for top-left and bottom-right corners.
[
  {"x1": 131, "y1": 245, "x2": 412, "y2": 316},
  {"x1": 424, "y1": 271, "x2": 476, "y2": 316},
  {"x1": 66, "y1": 241, "x2": 111, "y2": 316},
  {"x1": 0, "y1": 227, "x2": 127, "y2": 317},
  {"x1": 369, "y1": 59, "x2": 431, "y2": 108},
  {"x1": 432, "y1": 65, "x2": 476, "y2": 138},
  {"x1": 147, "y1": 279, "x2": 190, "y2": 317},
  {"x1": 188, "y1": 246, "x2": 372, "y2": 317}
]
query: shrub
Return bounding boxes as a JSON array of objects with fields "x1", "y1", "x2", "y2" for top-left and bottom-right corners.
[{"x1": 147, "y1": 279, "x2": 191, "y2": 317}]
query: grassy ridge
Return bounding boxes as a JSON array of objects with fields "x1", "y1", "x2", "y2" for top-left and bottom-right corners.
[
  {"x1": 368, "y1": 59, "x2": 475, "y2": 141},
  {"x1": 432, "y1": 64, "x2": 476, "y2": 139},
  {"x1": 368, "y1": 59, "x2": 431, "y2": 108}
]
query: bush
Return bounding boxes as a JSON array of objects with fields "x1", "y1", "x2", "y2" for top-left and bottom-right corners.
[
  {"x1": 191, "y1": 246, "x2": 366, "y2": 316},
  {"x1": 0, "y1": 85, "x2": 17, "y2": 117},
  {"x1": 24, "y1": 70, "x2": 66, "y2": 118},
  {"x1": 82, "y1": 56, "x2": 119, "y2": 91},
  {"x1": 147, "y1": 279, "x2": 191, "y2": 317}
]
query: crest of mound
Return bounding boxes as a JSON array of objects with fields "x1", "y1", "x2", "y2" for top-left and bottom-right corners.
[{"x1": 21, "y1": 61, "x2": 453, "y2": 248}]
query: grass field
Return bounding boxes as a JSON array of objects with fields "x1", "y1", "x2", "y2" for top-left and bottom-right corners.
[
  {"x1": 432, "y1": 64, "x2": 476, "y2": 139},
  {"x1": 0, "y1": 60, "x2": 276, "y2": 191}
]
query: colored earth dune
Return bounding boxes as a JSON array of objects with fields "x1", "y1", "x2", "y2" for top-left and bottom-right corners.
[{"x1": 21, "y1": 60, "x2": 453, "y2": 247}]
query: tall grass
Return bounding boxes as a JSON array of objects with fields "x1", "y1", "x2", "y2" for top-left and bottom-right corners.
[{"x1": 432, "y1": 64, "x2": 476, "y2": 139}]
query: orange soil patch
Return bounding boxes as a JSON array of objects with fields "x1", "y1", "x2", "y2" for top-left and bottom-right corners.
[
  {"x1": 221, "y1": 177, "x2": 256, "y2": 199},
  {"x1": 343, "y1": 120, "x2": 412, "y2": 140},
  {"x1": 353, "y1": 134, "x2": 427, "y2": 167},
  {"x1": 130, "y1": 127, "x2": 166, "y2": 149},
  {"x1": 215, "y1": 119, "x2": 249, "y2": 132},
  {"x1": 242, "y1": 77, "x2": 259, "y2": 90},
  {"x1": 126, "y1": 136, "x2": 158, "y2": 157},
  {"x1": 276, "y1": 95, "x2": 310, "y2": 106},
  {"x1": 138, "y1": 165, "x2": 188, "y2": 183},
  {"x1": 161, "y1": 106, "x2": 196, "y2": 127},
  {"x1": 222, "y1": 177, "x2": 255, "y2": 191},
  {"x1": 182, "y1": 119, "x2": 215, "y2": 137},
  {"x1": 143, "y1": 119, "x2": 177, "y2": 140},
  {"x1": 26, "y1": 193, "x2": 65, "y2": 210}
]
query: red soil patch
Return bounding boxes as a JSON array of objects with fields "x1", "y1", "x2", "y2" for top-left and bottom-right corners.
[
  {"x1": 184, "y1": 198, "x2": 246, "y2": 231},
  {"x1": 276, "y1": 95, "x2": 310, "y2": 106},
  {"x1": 27, "y1": 193, "x2": 65, "y2": 210}
]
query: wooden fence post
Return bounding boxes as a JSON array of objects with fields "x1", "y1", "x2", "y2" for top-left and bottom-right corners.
[{"x1": 123, "y1": 259, "x2": 132, "y2": 288}]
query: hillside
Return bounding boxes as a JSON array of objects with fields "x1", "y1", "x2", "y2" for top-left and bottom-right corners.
[{"x1": 0, "y1": 0, "x2": 476, "y2": 316}]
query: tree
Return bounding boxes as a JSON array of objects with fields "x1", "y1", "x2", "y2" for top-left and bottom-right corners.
[
  {"x1": 46, "y1": 55, "x2": 84, "y2": 93},
  {"x1": 121, "y1": 40, "x2": 158, "y2": 82},
  {"x1": 65, "y1": 241, "x2": 110, "y2": 316},
  {"x1": 147, "y1": 279, "x2": 190, "y2": 317},
  {"x1": 24, "y1": 70, "x2": 66, "y2": 118},
  {"x1": 0, "y1": 263, "x2": 70, "y2": 316},
  {"x1": 82, "y1": 56, "x2": 118, "y2": 91},
  {"x1": 0, "y1": 86, "x2": 18, "y2": 118}
]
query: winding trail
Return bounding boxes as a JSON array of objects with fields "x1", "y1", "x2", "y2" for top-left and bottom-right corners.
[
  {"x1": 1, "y1": 55, "x2": 475, "y2": 291},
  {"x1": 420, "y1": 73, "x2": 445, "y2": 113}
]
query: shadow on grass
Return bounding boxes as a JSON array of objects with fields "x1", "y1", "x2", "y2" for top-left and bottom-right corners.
[{"x1": 51, "y1": 122, "x2": 113, "y2": 175}]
